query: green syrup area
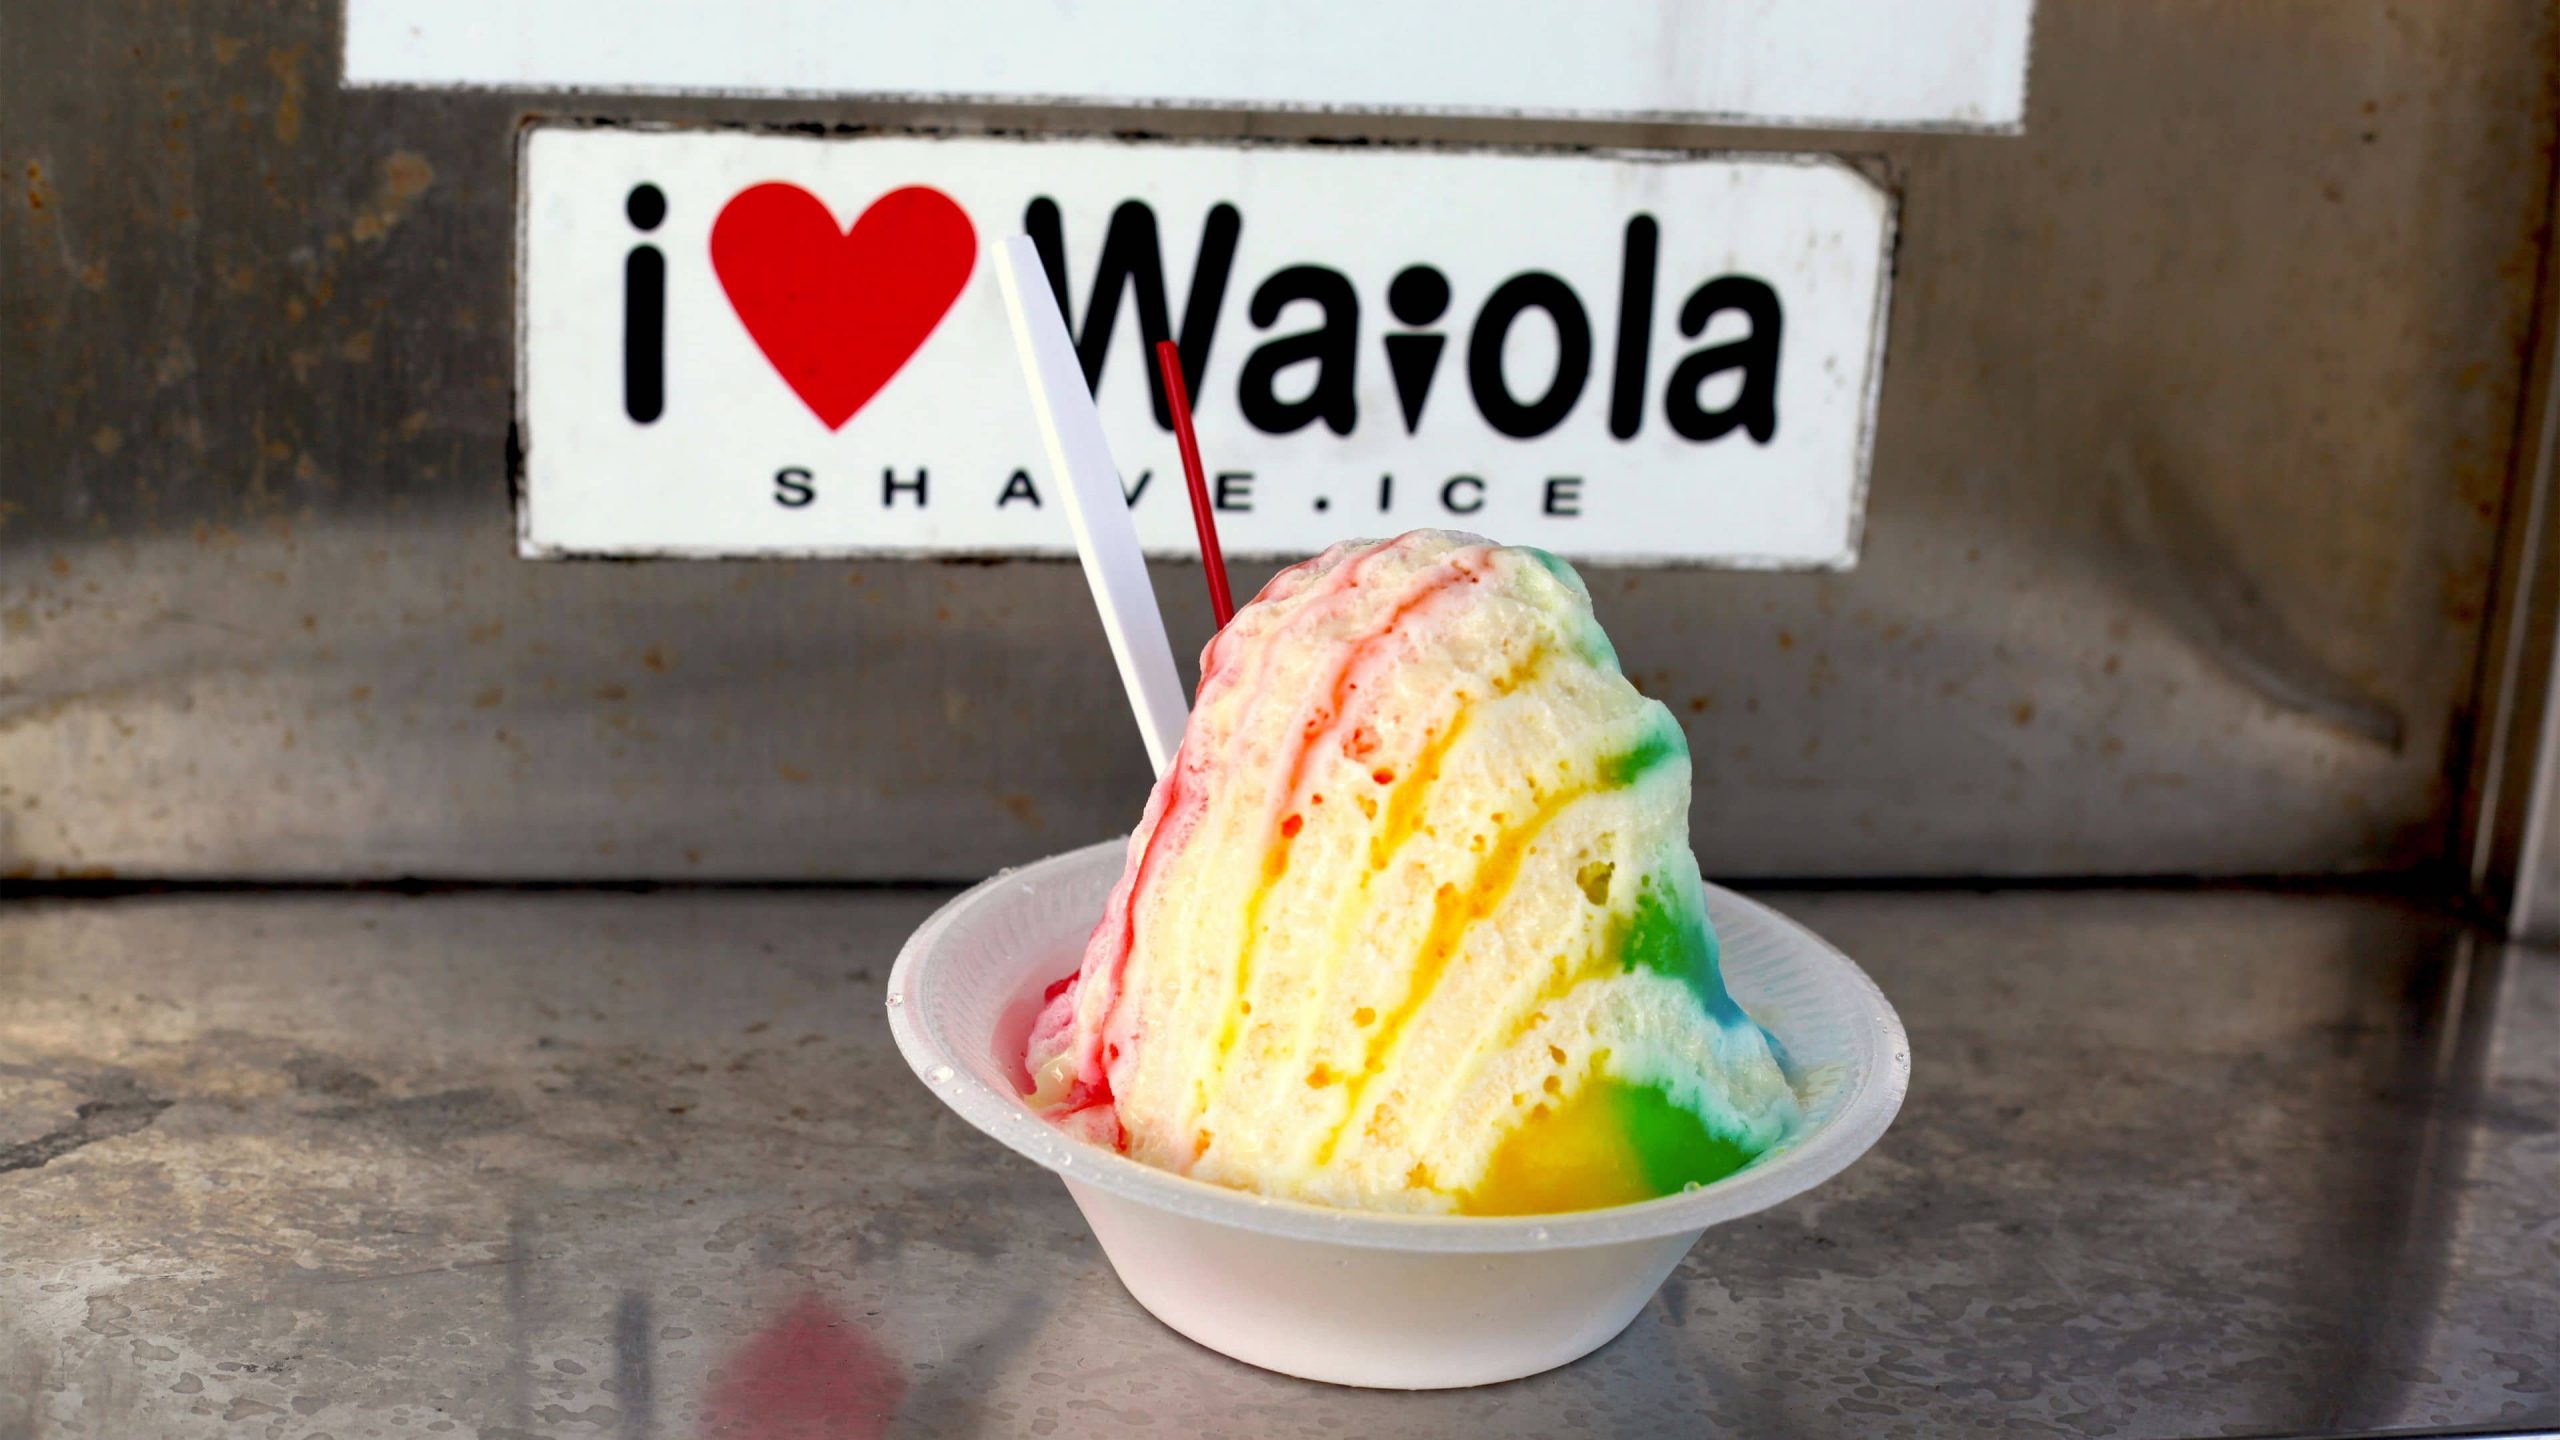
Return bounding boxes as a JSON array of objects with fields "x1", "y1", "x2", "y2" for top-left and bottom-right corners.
[
  {"x1": 1598, "y1": 724, "x2": 1683, "y2": 789},
  {"x1": 1616, "y1": 877, "x2": 1749, "y2": 1027},
  {"x1": 1593, "y1": 717, "x2": 1749, "y2": 1025},
  {"x1": 1459, "y1": 1077, "x2": 1759, "y2": 1216},
  {"x1": 1597, "y1": 705, "x2": 1690, "y2": 788}
]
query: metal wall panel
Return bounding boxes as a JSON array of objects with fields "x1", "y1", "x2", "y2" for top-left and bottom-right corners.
[{"x1": 3, "y1": 1, "x2": 2553, "y2": 881}]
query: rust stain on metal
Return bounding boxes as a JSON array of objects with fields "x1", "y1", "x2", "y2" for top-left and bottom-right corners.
[
  {"x1": 349, "y1": 152, "x2": 434, "y2": 245},
  {"x1": 265, "y1": 45, "x2": 306, "y2": 144}
]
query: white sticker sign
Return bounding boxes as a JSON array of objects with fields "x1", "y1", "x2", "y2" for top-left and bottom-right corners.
[
  {"x1": 354, "y1": 0, "x2": 2035, "y2": 133},
  {"x1": 517, "y1": 127, "x2": 1893, "y2": 566}
]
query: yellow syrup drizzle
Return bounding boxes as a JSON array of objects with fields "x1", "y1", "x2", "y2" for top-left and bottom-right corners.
[
  {"x1": 1198, "y1": 829, "x2": 1294, "y2": 1111},
  {"x1": 1363, "y1": 646, "x2": 1551, "y2": 871},
  {"x1": 1196, "y1": 560, "x2": 1476, "y2": 1099},
  {"x1": 1208, "y1": 645, "x2": 1551, "y2": 1088},
  {"x1": 1313, "y1": 709, "x2": 1674, "y2": 1169},
  {"x1": 1315, "y1": 775, "x2": 1592, "y2": 1164},
  {"x1": 1369, "y1": 710, "x2": 1470, "y2": 872},
  {"x1": 1503, "y1": 946, "x2": 1617, "y2": 1047}
]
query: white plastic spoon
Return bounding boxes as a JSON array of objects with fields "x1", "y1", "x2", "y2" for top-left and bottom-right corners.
[{"x1": 994, "y1": 235, "x2": 1190, "y2": 777}]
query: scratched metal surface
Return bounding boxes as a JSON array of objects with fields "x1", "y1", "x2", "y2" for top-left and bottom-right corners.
[
  {"x1": 0, "y1": 887, "x2": 2552, "y2": 1438},
  {"x1": 2, "y1": 1, "x2": 2556, "y2": 882}
]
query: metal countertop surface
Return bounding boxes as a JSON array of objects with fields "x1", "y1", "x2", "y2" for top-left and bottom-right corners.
[{"x1": 1, "y1": 883, "x2": 2553, "y2": 1439}]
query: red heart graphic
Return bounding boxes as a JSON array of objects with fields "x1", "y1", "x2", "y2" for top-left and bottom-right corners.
[{"x1": 710, "y1": 182, "x2": 976, "y2": 430}]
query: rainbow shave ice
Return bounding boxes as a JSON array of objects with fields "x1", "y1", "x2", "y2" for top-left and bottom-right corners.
[{"x1": 1027, "y1": 530, "x2": 1798, "y2": 1214}]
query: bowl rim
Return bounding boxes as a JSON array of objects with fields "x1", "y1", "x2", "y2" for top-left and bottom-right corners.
[{"x1": 886, "y1": 837, "x2": 1909, "y2": 1253}]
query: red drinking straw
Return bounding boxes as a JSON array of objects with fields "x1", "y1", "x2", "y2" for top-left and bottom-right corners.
[{"x1": 1154, "y1": 338, "x2": 1235, "y2": 629}]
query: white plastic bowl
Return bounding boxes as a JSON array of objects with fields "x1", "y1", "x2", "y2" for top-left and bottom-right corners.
[{"x1": 886, "y1": 838, "x2": 1909, "y2": 1389}]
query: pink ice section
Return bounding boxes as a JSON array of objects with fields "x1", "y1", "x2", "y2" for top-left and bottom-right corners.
[{"x1": 1025, "y1": 974, "x2": 1122, "y2": 1149}]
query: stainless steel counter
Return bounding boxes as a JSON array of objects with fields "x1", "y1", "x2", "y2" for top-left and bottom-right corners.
[{"x1": 1, "y1": 885, "x2": 2553, "y2": 1439}]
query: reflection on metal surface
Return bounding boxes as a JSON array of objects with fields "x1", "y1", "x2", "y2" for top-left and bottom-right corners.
[
  {"x1": 615, "y1": 1292, "x2": 655, "y2": 1440},
  {"x1": 2321, "y1": 932, "x2": 2503, "y2": 1429},
  {"x1": 2, "y1": 1, "x2": 2555, "y2": 881},
  {"x1": 698, "y1": 1292, "x2": 903, "y2": 1440}
]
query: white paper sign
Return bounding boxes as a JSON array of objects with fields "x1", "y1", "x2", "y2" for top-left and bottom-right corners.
[
  {"x1": 517, "y1": 126, "x2": 1893, "y2": 566},
  {"x1": 353, "y1": 0, "x2": 2035, "y2": 133}
]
